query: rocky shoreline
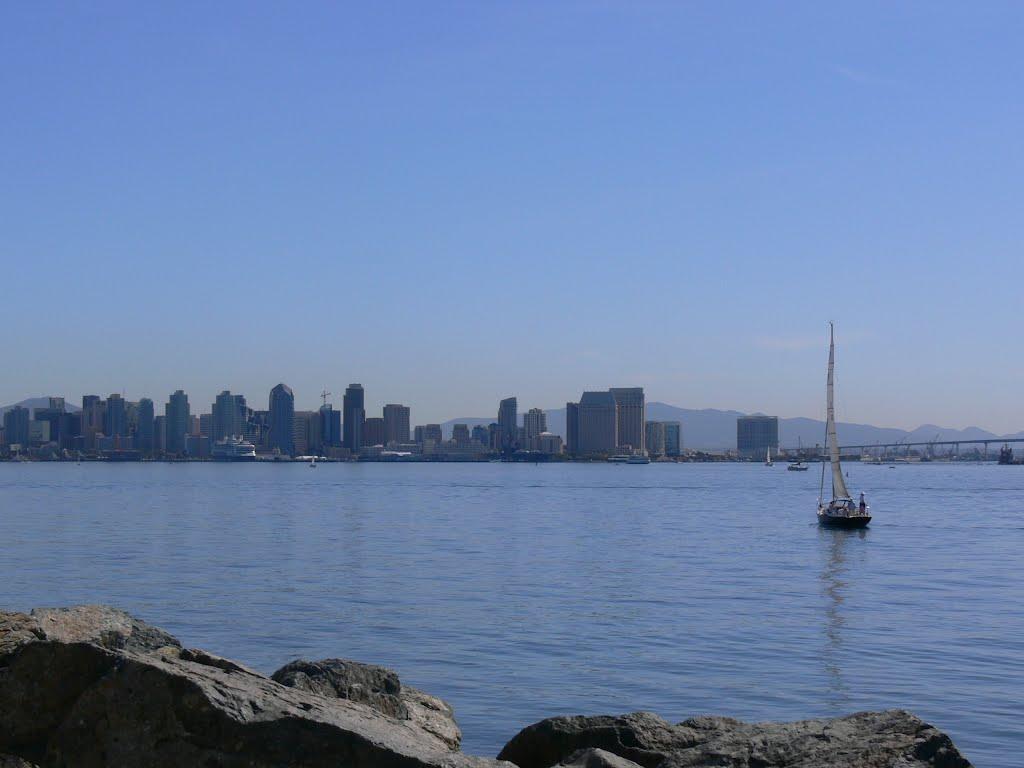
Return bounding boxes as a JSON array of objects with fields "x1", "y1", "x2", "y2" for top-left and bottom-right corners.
[{"x1": 0, "y1": 606, "x2": 972, "y2": 767}]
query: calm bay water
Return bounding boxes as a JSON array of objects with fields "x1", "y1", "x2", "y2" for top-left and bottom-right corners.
[{"x1": 1, "y1": 462, "x2": 1021, "y2": 765}]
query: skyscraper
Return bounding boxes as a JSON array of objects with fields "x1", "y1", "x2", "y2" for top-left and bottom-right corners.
[
  {"x1": 737, "y1": 415, "x2": 779, "y2": 460},
  {"x1": 212, "y1": 391, "x2": 247, "y2": 441},
  {"x1": 578, "y1": 391, "x2": 617, "y2": 455},
  {"x1": 164, "y1": 390, "x2": 190, "y2": 455},
  {"x1": 343, "y1": 384, "x2": 365, "y2": 451},
  {"x1": 104, "y1": 394, "x2": 127, "y2": 438},
  {"x1": 664, "y1": 421, "x2": 682, "y2": 457},
  {"x1": 320, "y1": 404, "x2": 341, "y2": 447},
  {"x1": 451, "y1": 423, "x2": 470, "y2": 447},
  {"x1": 80, "y1": 395, "x2": 104, "y2": 449},
  {"x1": 362, "y1": 417, "x2": 385, "y2": 447},
  {"x1": 3, "y1": 406, "x2": 30, "y2": 448},
  {"x1": 33, "y1": 397, "x2": 69, "y2": 448},
  {"x1": 382, "y1": 404, "x2": 411, "y2": 445},
  {"x1": 565, "y1": 401, "x2": 580, "y2": 455},
  {"x1": 523, "y1": 408, "x2": 547, "y2": 440},
  {"x1": 268, "y1": 383, "x2": 295, "y2": 456},
  {"x1": 498, "y1": 397, "x2": 517, "y2": 453},
  {"x1": 610, "y1": 387, "x2": 645, "y2": 455},
  {"x1": 136, "y1": 398, "x2": 155, "y2": 456},
  {"x1": 645, "y1": 420, "x2": 666, "y2": 458}
]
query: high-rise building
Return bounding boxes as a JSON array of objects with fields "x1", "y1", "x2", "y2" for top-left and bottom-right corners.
[
  {"x1": 578, "y1": 391, "x2": 617, "y2": 455},
  {"x1": 610, "y1": 387, "x2": 645, "y2": 454},
  {"x1": 422, "y1": 424, "x2": 442, "y2": 444},
  {"x1": 362, "y1": 417, "x2": 385, "y2": 447},
  {"x1": 523, "y1": 408, "x2": 547, "y2": 440},
  {"x1": 3, "y1": 406, "x2": 30, "y2": 448},
  {"x1": 737, "y1": 415, "x2": 779, "y2": 460},
  {"x1": 80, "y1": 395, "x2": 104, "y2": 449},
  {"x1": 343, "y1": 384, "x2": 365, "y2": 451},
  {"x1": 664, "y1": 422, "x2": 682, "y2": 456},
  {"x1": 645, "y1": 420, "x2": 666, "y2": 457},
  {"x1": 136, "y1": 398, "x2": 155, "y2": 456},
  {"x1": 103, "y1": 394, "x2": 127, "y2": 438},
  {"x1": 268, "y1": 383, "x2": 295, "y2": 455},
  {"x1": 154, "y1": 415, "x2": 166, "y2": 454},
  {"x1": 319, "y1": 404, "x2": 341, "y2": 447},
  {"x1": 383, "y1": 404, "x2": 410, "y2": 445},
  {"x1": 471, "y1": 424, "x2": 489, "y2": 445},
  {"x1": 33, "y1": 397, "x2": 70, "y2": 448},
  {"x1": 212, "y1": 391, "x2": 247, "y2": 441},
  {"x1": 664, "y1": 421, "x2": 682, "y2": 457},
  {"x1": 498, "y1": 397, "x2": 517, "y2": 453},
  {"x1": 292, "y1": 411, "x2": 320, "y2": 456},
  {"x1": 565, "y1": 402, "x2": 580, "y2": 455},
  {"x1": 451, "y1": 423, "x2": 471, "y2": 447},
  {"x1": 164, "y1": 390, "x2": 191, "y2": 455}
]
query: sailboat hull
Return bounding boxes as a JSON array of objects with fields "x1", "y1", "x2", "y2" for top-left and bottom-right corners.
[{"x1": 817, "y1": 511, "x2": 871, "y2": 528}]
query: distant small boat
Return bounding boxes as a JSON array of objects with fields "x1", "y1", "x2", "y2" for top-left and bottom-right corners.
[
  {"x1": 817, "y1": 323, "x2": 871, "y2": 528},
  {"x1": 787, "y1": 460, "x2": 808, "y2": 471},
  {"x1": 627, "y1": 455, "x2": 650, "y2": 464},
  {"x1": 765, "y1": 446, "x2": 774, "y2": 467},
  {"x1": 309, "y1": 456, "x2": 317, "y2": 468}
]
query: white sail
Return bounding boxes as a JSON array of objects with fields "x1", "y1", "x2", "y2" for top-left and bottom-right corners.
[{"x1": 826, "y1": 323, "x2": 850, "y2": 500}]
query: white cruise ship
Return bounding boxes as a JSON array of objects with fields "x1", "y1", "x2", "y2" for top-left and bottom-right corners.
[{"x1": 211, "y1": 436, "x2": 257, "y2": 462}]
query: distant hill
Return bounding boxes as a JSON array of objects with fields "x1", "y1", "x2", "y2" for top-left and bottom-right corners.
[
  {"x1": 0, "y1": 397, "x2": 81, "y2": 418},
  {"x1": 442, "y1": 401, "x2": 1020, "y2": 450}
]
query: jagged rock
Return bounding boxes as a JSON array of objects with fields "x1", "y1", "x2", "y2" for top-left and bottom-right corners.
[
  {"x1": 0, "y1": 756, "x2": 39, "y2": 768},
  {"x1": 0, "y1": 605, "x2": 510, "y2": 768},
  {"x1": 557, "y1": 749, "x2": 645, "y2": 767},
  {"x1": 498, "y1": 710, "x2": 973, "y2": 768},
  {"x1": 272, "y1": 658, "x2": 463, "y2": 750}
]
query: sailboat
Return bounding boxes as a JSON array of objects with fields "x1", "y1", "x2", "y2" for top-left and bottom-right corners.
[
  {"x1": 765, "y1": 446, "x2": 774, "y2": 467},
  {"x1": 817, "y1": 323, "x2": 871, "y2": 528},
  {"x1": 788, "y1": 437, "x2": 809, "y2": 470}
]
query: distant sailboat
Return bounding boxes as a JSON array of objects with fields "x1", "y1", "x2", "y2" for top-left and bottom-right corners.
[
  {"x1": 765, "y1": 445, "x2": 774, "y2": 467},
  {"x1": 817, "y1": 323, "x2": 871, "y2": 528}
]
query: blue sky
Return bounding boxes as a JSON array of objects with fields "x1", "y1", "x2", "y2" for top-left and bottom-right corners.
[{"x1": 2, "y1": 3, "x2": 1022, "y2": 429}]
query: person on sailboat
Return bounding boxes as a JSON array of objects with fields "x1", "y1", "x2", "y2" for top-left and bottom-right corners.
[{"x1": 859, "y1": 492, "x2": 867, "y2": 514}]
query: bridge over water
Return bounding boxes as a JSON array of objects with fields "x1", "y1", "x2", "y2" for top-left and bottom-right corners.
[{"x1": 780, "y1": 437, "x2": 1024, "y2": 459}]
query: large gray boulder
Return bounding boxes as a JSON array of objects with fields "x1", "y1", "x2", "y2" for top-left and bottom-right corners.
[
  {"x1": 0, "y1": 605, "x2": 510, "y2": 768},
  {"x1": 497, "y1": 710, "x2": 972, "y2": 768},
  {"x1": 272, "y1": 658, "x2": 463, "y2": 750}
]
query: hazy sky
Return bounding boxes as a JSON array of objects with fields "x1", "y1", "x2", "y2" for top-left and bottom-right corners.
[{"x1": 3, "y1": 3, "x2": 1023, "y2": 430}]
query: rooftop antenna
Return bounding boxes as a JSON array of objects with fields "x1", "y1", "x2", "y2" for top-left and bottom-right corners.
[{"x1": 320, "y1": 389, "x2": 331, "y2": 408}]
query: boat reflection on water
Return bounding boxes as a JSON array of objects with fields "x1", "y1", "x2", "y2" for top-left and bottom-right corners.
[{"x1": 818, "y1": 526, "x2": 867, "y2": 710}]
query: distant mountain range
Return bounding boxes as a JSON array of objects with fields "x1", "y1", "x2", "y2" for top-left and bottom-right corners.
[{"x1": 443, "y1": 402, "x2": 1021, "y2": 450}]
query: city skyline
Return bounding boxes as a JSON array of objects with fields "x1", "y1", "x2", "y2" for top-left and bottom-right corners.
[{"x1": 4, "y1": 5, "x2": 1024, "y2": 430}]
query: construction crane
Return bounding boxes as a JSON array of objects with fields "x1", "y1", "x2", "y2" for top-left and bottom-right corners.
[{"x1": 320, "y1": 389, "x2": 331, "y2": 408}]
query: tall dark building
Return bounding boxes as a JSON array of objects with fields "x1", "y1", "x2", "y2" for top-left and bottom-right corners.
[
  {"x1": 362, "y1": 417, "x2": 385, "y2": 447},
  {"x1": 343, "y1": 384, "x2": 365, "y2": 451},
  {"x1": 268, "y1": 383, "x2": 295, "y2": 456},
  {"x1": 383, "y1": 404, "x2": 410, "y2": 445},
  {"x1": 32, "y1": 397, "x2": 70, "y2": 448},
  {"x1": 136, "y1": 398, "x2": 155, "y2": 456},
  {"x1": 212, "y1": 391, "x2": 247, "y2": 441},
  {"x1": 104, "y1": 394, "x2": 127, "y2": 438},
  {"x1": 577, "y1": 391, "x2": 617, "y2": 455},
  {"x1": 498, "y1": 397, "x2": 517, "y2": 453},
  {"x1": 3, "y1": 405, "x2": 30, "y2": 448},
  {"x1": 320, "y1": 404, "x2": 341, "y2": 447},
  {"x1": 737, "y1": 415, "x2": 779, "y2": 460},
  {"x1": 565, "y1": 401, "x2": 580, "y2": 455},
  {"x1": 164, "y1": 390, "x2": 191, "y2": 455}
]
